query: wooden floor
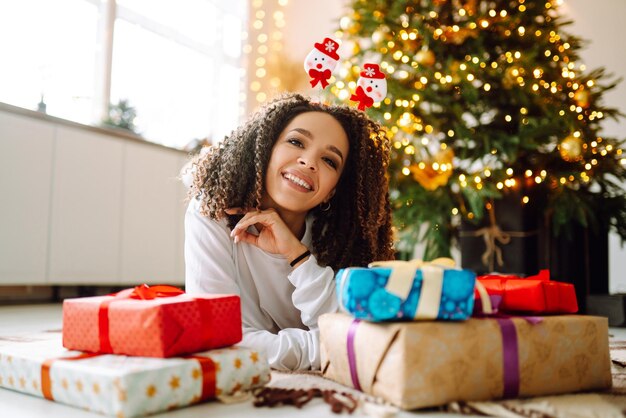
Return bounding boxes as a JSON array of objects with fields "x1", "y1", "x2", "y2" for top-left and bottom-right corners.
[{"x1": 0, "y1": 303, "x2": 64, "y2": 333}]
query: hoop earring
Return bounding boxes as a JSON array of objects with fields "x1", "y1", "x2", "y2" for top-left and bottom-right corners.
[{"x1": 320, "y1": 201, "x2": 331, "y2": 212}]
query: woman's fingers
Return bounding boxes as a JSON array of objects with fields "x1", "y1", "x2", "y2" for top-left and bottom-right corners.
[
  {"x1": 230, "y1": 212, "x2": 265, "y2": 240},
  {"x1": 232, "y1": 228, "x2": 258, "y2": 245},
  {"x1": 228, "y1": 208, "x2": 300, "y2": 256},
  {"x1": 230, "y1": 210, "x2": 278, "y2": 237},
  {"x1": 228, "y1": 210, "x2": 259, "y2": 237}
]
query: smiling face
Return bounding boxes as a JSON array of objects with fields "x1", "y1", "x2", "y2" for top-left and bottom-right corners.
[{"x1": 262, "y1": 111, "x2": 349, "y2": 216}]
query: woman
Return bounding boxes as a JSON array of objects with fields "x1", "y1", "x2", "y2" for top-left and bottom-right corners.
[{"x1": 185, "y1": 93, "x2": 394, "y2": 370}]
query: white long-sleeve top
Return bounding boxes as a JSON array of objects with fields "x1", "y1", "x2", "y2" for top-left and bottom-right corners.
[{"x1": 184, "y1": 198, "x2": 339, "y2": 370}]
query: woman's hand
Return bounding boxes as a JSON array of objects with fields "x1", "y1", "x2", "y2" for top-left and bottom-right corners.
[{"x1": 225, "y1": 208, "x2": 309, "y2": 265}]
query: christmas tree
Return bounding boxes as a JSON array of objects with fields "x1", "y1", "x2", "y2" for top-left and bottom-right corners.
[{"x1": 333, "y1": 0, "x2": 626, "y2": 262}]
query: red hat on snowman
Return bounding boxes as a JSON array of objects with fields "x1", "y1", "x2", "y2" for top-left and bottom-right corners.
[
  {"x1": 313, "y1": 37, "x2": 340, "y2": 61},
  {"x1": 360, "y1": 63, "x2": 385, "y2": 79}
]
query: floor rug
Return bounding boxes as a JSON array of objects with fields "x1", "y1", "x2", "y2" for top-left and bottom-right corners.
[{"x1": 265, "y1": 340, "x2": 626, "y2": 417}]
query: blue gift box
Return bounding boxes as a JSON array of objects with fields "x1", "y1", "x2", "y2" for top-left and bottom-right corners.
[{"x1": 336, "y1": 264, "x2": 476, "y2": 322}]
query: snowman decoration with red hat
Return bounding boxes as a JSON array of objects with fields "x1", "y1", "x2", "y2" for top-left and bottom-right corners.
[
  {"x1": 350, "y1": 63, "x2": 387, "y2": 111},
  {"x1": 304, "y1": 37, "x2": 340, "y2": 89}
]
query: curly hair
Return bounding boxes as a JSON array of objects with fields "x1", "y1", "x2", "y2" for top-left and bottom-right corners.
[{"x1": 188, "y1": 93, "x2": 395, "y2": 270}]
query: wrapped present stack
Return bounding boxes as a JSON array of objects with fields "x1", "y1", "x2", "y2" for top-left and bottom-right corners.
[
  {"x1": 320, "y1": 259, "x2": 612, "y2": 410},
  {"x1": 0, "y1": 284, "x2": 270, "y2": 418}
]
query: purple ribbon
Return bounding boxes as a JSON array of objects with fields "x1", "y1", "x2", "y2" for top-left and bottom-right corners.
[
  {"x1": 491, "y1": 315, "x2": 542, "y2": 398},
  {"x1": 474, "y1": 296, "x2": 545, "y2": 399},
  {"x1": 495, "y1": 318, "x2": 519, "y2": 398},
  {"x1": 347, "y1": 319, "x2": 362, "y2": 391}
]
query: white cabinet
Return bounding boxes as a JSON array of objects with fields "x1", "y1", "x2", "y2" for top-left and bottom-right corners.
[
  {"x1": 120, "y1": 143, "x2": 186, "y2": 284},
  {"x1": 175, "y1": 156, "x2": 189, "y2": 283},
  {"x1": 0, "y1": 107, "x2": 187, "y2": 285},
  {"x1": 48, "y1": 126, "x2": 124, "y2": 284},
  {"x1": 0, "y1": 112, "x2": 55, "y2": 285}
]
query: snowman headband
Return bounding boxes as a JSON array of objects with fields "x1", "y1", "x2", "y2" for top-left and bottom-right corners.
[{"x1": 303, "y1": 37, "x2": 387, "y2": 111}]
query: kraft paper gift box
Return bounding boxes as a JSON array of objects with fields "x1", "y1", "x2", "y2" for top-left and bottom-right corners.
[
  {"x1": 63, "y1": 285, "x2": 242, "y2": 357},
  {"x1": 319, "y1": 312, "x2": 612, "y2": 410},
  {"x1": 336, "y1": 259, "x2": 476, "y2": 321},
  {"x1": 0, "y1": 332, "x2": 269, "y2": 418},
  {"x1": 476, "y1": 270, "x2": 578, "y2": 314}
]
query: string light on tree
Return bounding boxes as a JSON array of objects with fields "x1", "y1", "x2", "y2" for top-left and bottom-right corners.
[{"x1": 246, "y1": 0, "x2": 287, "y2": 111}]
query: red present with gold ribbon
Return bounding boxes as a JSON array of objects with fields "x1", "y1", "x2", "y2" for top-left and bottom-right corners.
[
  {"x1": 0, "y1": 332, "x2": 269, "y2": 418},
  {"x1": 474, "y1": 270, "x2": 578, "y2": 314},
  {"x1": 63, "y1": 284, "x2": 242, "y2": 358}
]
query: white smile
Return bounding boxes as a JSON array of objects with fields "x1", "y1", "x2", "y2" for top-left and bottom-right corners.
[{"x1": 283, "y1": 173, "x2": 313, "y2": 191}]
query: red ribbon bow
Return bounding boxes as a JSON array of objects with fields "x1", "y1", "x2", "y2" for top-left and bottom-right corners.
[
  {"x1": 114, "y1": 284, "x2": 185, "y2": 300},
  {"x1": 308, "y1": 68, "x2": 331, "y2": 88},
  {"x1": 350, "y1": 86, "x2": 374, "y2": 111}
]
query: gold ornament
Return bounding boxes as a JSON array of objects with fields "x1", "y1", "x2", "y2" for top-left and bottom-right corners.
[
  {"x1": 450, "y1": 61, "x2": 462, "y2": 83},
  {"x1": 415, "y1": 48, "x2": 436, "y2": 66},
  {"x1": 559, "y1": 135, "x2": 583, "y2": 162},
  {"x1": 410, "y1": 148, "x2": 454, "y2": 191},
  {"x1": 444, "y1": 27, "x2": 476, "y2": 45},
  {"x1": 573, "y1": 89, "x2": 590, "y2": 108},
  {"x1": 503, "y1": 67, "x2": 520, "y2": 89},
  {"x1": 404, "y1": 39, "x2": 420, "y2": 51}
]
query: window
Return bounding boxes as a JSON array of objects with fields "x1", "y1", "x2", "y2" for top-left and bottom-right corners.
[
  {"x1": 0, "y1": 0, "x2": 100, "y2": 125},
  {"x1": 0, "y1": 0, "x2": 247, "y2": 149}
]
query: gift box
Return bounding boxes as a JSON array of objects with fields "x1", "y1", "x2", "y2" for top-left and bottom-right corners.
[
  {"x1": 336, "y1": 259, "x2": 476, "y2": 321},
  {"x1": 0, "y1": 332, "x2": 269, "y2": 418},
  {"x1": 459, "y1": 185, "x2": 543, "y2": 276},
  {"x1": 476, "y1": 270, "x2": 578, "y2": 314},
  {"x1": 63, "y1": 285, "x2": 242, "y2": 357},
  {"x1": 320, "y1": 312, "x2": 611, "y2": 410}
]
